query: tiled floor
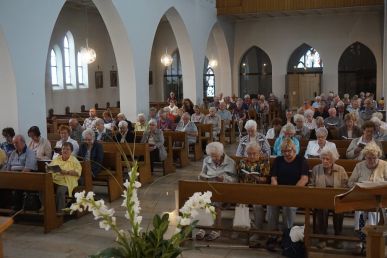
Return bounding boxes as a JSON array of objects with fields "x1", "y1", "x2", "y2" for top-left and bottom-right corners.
[{"x1": 2, "y1": 143, "x2": 385, "y2": 257}]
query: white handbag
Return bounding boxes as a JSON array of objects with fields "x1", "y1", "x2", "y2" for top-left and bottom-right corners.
[
  {"x1": 233, "y1": 204, "x2": 251, "y2": 229},
  {"x1": 193, "y1": 208, "x2": 215, "y2": 227}
]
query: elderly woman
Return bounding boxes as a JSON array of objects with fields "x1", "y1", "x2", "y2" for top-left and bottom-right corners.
[
  {"x1": 309, "y1": 116, "x2": 325, "y2": 140},
  {"x1": 346, "y1": 121, "x2": 383, "y2": 160},
  {"x1": 236, "y1": 120, "x2": 271, "y2": 157},
  {"x1": 294, "y1": 114, "x2": 310, "y2": 141},
  {"x1": 134, "y1": 113, "x2": 147, "y2": 132},
  {"x1": 141, "y1": 119, "x2": 167, "y2": 171},
  {"x1": 175, "y1": 112, "x2": 198, "y2": 144},
  {"x1": 272, "y1": 123, "x2": 300, "y2": 156},
  {"x1": 54, "y1": 125, "x2": 79, "y2": 159},
  {"x1": 239, "y1": 142, "x2": 270, "y2": 243},
  {"x1": 266, "y1": 138, "x2": 309, "y2": 251},
  {"x1": 204, "y1": 107, "x2": 222, "y2": 140},
  {"x1": 304, "y1": 127, "x2": 337, "y2": 158},
  {"x1": 95, "y1": 118, "x2": 112, "y2": 142},
  {"x1": 309, "y1": 148, "x2": 348, "y2": 249},
  {"x1": 78, "y1": 129, "x2": 104, "y2": 178},
  {"x1": 157, "y1": 109, "x2": 174, "y2": 130},
  {"x1": 49, "y1": 142, "x2": 82, "y2": 212},
  {"x1": 191, "y1": 105, "x2": 205, "y2": 123},
  {"x1": 348, "y1": 143, "x2": 387, "y2": 254},
  {"x1": 27, "y1": 126, "x2": 52, "y2": 160},
  {"x1": 370, "y1": 116, "x2": 387, "y2": 141},
  {"x1": 114, "y1": 120, "x2": 134, "y2": 143},
  {"x1": 304, "y1": 109, "x2": 316, "y2": 130},
  {"x1": 338, "y1": 113, "x2": 362, "y2": 140},
  {"x1": 266, "y1": 118, "x2": 282, "y2": 140},
  {"x1": 198, "y1": 142, "x2": 236, "y2": 241}
]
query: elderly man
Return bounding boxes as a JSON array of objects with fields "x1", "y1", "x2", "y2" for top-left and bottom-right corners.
[
  {"x1": 359, "y1": 98, "x2": 376, "y2": 122},
  {"x1": 3, "y1": 135, "x2": 37, "y2": 211},
  {"x1": 204, "y1": 107, "x2": 222, "y2": 140},
  {"x1": 115, "y1": 120, "x2": 134, "y2": 143},
  {"x1": 324, "y1": 108, "x2": 343, "y2": 128},
  {"x1": 312, "y1": 96, "x2": 322, "y2": 108},
  {"x1": 223, "y1": 96, "x2": 236, "y2": 111},
  {"x1": 83, "y1": 108, "x2": 98, "y2": 129},
  {"x1": 95, "y1": 118, "x2": 112, "y2": 142},
  {"x1": 216, "y1": 102, "x2": 232, "y2": 121},
  {"x1": 69, "y1": 118, "x2": 84, "y2": 143}
]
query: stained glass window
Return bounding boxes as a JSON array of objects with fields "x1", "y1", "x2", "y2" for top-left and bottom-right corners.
[
  {"x1": 297, "y1": 48, "x2": 322, "y2": 68},
  {"x1": 203, "y1": 58, "x2": 215, "y2": 98}
]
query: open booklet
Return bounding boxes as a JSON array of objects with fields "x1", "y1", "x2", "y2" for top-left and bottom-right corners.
[
  {"x1": 240, "y1": 169, "x2": 261, "y2": 176},
  {"x1": 355, "y1": 181, "x2": 387, "y2": 189},
  {"x1": 45, "y1": 164, "x2": 62, "y2": 173}
]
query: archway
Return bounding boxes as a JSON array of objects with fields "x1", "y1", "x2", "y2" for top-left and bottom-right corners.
[
  {"x1": 338, "y1": 42, "x2": 376, "y2": 97},
  {"x1": 239, "y1": 46, "x2": 272, "y2": 98},
  {"x1": 286, "y1": 43, "x2": 323, "y2": 109}
]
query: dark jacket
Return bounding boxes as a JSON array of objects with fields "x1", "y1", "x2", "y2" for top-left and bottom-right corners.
[
  {"x1": 78, "y1": 142, "x2": 104, "y2": 177},
  {"x1": 338, "y1": 125, "x2": 362, "y2": 139}
]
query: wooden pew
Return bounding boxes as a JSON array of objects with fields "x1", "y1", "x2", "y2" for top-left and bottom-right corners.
[
  {"x1": 164, "y1": 131, "x2": 190, "y2": 168},
  {"x1": 0, "y1": 172, "x2": 63, "y2": 233},
  {"x1": 102, "y1": 142, "x2": 152, "y2": 185},
  {"x1": 178, "y1": 180, "x2": 358, "y2": 256},
  {"x1": 222, "y1": 120, "x2": 236, "y2": 144},
  {"x1": 197, "y1": 123, "x2": 213, "y2": 147},
  {"x1": 0, "y1": 216, "x2": 13, "y2": 257}
]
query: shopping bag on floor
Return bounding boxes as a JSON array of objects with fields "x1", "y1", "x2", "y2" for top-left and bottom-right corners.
[
  {"x1": 233, "y1": 204, "x2": 251, "y2": 229},
  {"x1": 192, "y1": 208, "x2": 214, "y2": 227}
]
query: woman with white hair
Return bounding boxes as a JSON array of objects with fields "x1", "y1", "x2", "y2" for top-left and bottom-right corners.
[
  {"x1": 78, "y1": 129, "x2": 104, "y2": 177},
  {"x1": 348, "y1": 142, "x2": 387, "y2": 255},
  {"x1": 198, "y1": 142, "x2": 236, "y2": 241},
  {"x1": 141, "y1": 119, "x2": 167, "y2": 171},
  {"x1": 304, "y1": 109, "x2": 316, "y2": 130},
  {"x1": 175, "y1": 112, "x2": 198, "y2": 144},
  {"x1": 114, "y1": 120, "x2": 134, "y2": 143},
  {"x1": 304, "y1": 127, "x2": 337, "y2": 158},
  {"x1": 370, "y1": 116, "x2": 387, "y2": 141},
  {"x1": 309, "y1": 148, "x2": 348, "y2": 249},
  {"x1": 294, "y1": 114, "x2": 310, "y2": 141},
  {"x1": 236, "y1": 120, "x2": 271, "y2": 157},
  {"x1": 272, "y1": 123, "x2": 300, "y2": 156},
  {"x1": 203, "y1": 107, "x2": 222, "y2": 140},
  {"x1": 134, "y1": 113, "x2": 147, "y2": 132}
]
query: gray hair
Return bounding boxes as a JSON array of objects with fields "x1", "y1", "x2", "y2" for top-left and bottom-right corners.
[
  {"x1": 362, "y1": 142, "x2": 383, "y2": 158},
  {"x1": 244, "y1": 119, "x2": 257, "y2": 130},
  {"x1": 294, "y1": 114, "x2": 305, "y2": 123},
  {"x1": 205, "y1": 142, "x2": 224, "y2": 156},
  {"x1": 281, "y1": 123, "x2": 296, "y2": 134},
  {"x1": 315, "y1": 127, "x2": 328, "y2": 138},
  {"x1": 82, "y1": 129, "x2": 95, "y2": 141},
  {"x1": 372, "y1": 112, "x2": 383, "y2": 120},
  {"x1": 148, "y1": 119, "x2": 157, "y2": 125},
  {"x1": 182, "y1": 112, "x2": 191, "y2": 119},
  {"x1": 209, "y1": 107, "x2": 217, "y2": 112},
  {"x1": 304, "y1": 109, "x2": 314, "y2": 118},
  {"x1": 117, "y1": 113, "x2": 126, "y2": 120},
  {"x1": 95, "y1": 118, "x2": 104, "y2": 126},
  {"x1": 137, "y1": 113, "x2": 145, "y2": 118},
  {"x1": 118, "y1": 120, "x2": 128, "y2": 128},
  {"x1": 370, "y1": 117, "x2": 381, "y2": 126},
  {"x1": 245, "y1": 142, "x2": 261, "y2": 152},
  {"x1": 320, "y1": 147, "x2": 339, "y2": 162}
]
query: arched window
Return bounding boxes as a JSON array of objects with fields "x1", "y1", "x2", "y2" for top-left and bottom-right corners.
[
  {"x1": 239, "y1": 46, "x2": 272, "y2": 97},
  {"x1": 63, "y1": 31, "x2": 76, "y2": 88},
  {"x1": 203, "y1": 57, "x2": 215, "y2": 98},
  {"x1": 50, "y1": 44, "x2": 64, "y2": 90},
  {"x1": 164, "y1": 50, "x2": 183, "y2": 101},
  {"x1": 297, "y1": 48, "x2": 322, "y2": 69},
  {"x1": 77, "y1": 51, "x2": 88, "y2": 88},
  {"x1": 288, "y1": 43, "x2": 323, "y2": 73}
]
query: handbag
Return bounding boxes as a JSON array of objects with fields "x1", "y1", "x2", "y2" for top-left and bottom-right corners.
[
  {"x1": 192, "y1": 208, "x2": 215, "y2": 227},
  {"x1": 232, "y1": 204, "x2": 251, "y2": 229},
  {"x1": 23, "y1": 192, "x2": 41, "y2": 211},
  {"x1": 281, "y1": 228, "x2": 306, "y2": 258}
]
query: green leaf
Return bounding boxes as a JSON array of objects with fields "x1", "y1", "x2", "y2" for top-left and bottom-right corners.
[{"x1": 89, "y1": 247, "x2": 125, "y2": 258}]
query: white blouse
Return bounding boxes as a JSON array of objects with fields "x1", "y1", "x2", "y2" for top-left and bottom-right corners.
[{"x1": 304, "y1": 140, "x2": 337, "y2": 158}]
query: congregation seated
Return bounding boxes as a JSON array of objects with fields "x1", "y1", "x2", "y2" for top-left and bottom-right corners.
[
  {"x1": 114, "y1": 120, "x2": 134, "y2": 143},
  {"x1": 314, "y1": 102, "x2": 329, "y2": 119},
  {"x1": 236, "y1": 120, "x2": 271, "y2": 157},
  {"x1": 141, "y1": 119, "x2": 167, "y2": 171},
  {"x1": 157, "y1": 109, "x2": 174, "y2": 130},
  {"x1": 69, "y1": 118, "x2": 84, "y2": 143},
  {"x1": 338, "y1": 113, "x2": 362, "y2": 140},
  {"x1": 273, "y1": 123, "x2": 300, "y2": 156},
  {"x1": 304, "y1": 109, "x2": 316, "y2": 130},
  {"x1": 309, "y1": 148, "x2": 348, "y2": 249},
  {"x1": 265, "y1": 118, "x2": 282, "y2": 140},
  {"x1": 346, "y1": 121, "x2": 383, "y2": 160},
  {"x1": 266, "y1": 138, "x2": 309, "y2": 251},
  {"x1": 48, "y1": 142, "x2": 82, "y2": 212},
  {"x1": 95, "y1": 118, "x2": 112, "y2": 142},
  {"x1": 198, "y1": 142, "x2": 236, "y2": 241},
  {"x1": 216, "y1": 101, "x2": 232, "y2": 122},
  {"x1": 0, "y1": 127, "x2": 15, "y2": 157},
  {"x1": 27, "y1": 126, "x2": 52, "y2": 160},
  {"x1": 78, "y1": 129, "x2": 104, "y2": 178},
  {"x1": 83, "y1": 108, "x2": 98, "y2": 130},
  {"x1": 324, "y1": 108, "x2": 342, "y2": 138},
  {"x1": 114, "y1": 113, "x2": 134, "y2": 133},
  {"x1": 294, "y1": 114, "x2": 310, "y2": 141},
  {"x1": 304, "y1": 127, "x2": 337, "y2": 159},
  {"x1": 191, "y1": 105, "x2": 205, "y2": 123},
  {"x1": 175, "y1": 112, "x2": 198, "y2": 144},
  {"x1": 204, "y1": 107, "x2": 221, "y2": 140},
  {"x1": 134, "y1": 113, "x2": 147, "y2": 132},
  {"x1": 54, "y1": 125, "x2": 79, "y2": 159}
]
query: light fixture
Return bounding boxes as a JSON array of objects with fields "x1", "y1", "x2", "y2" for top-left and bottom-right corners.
[
  {"x1": 208, "y1": 59, "x2": 218, "y2": 68},
  {"x1": 161, "y1": 49, "x2": 173, "y2": 66},
  {"x1": 80, "y1": 6, "x2": 96, "y2": 64}
]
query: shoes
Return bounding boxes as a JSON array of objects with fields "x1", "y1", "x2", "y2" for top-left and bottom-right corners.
[
  {"x1": 316, "y1": 241, "x2": 326, "y2": 249},
  {"x1": 195, "y1": 229, "x2": 206, "y2": 241},
  {"x1": 205, "y1": 230, "x2": 220, "y2": 241},
  {"x1": 230, "y1": 232, "x2": 239, "y2": 240},
  {"x1": 265, "y1": 237, "x2": 277, "y2": 252}
]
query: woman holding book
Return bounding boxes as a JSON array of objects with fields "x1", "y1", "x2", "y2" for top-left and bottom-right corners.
[
  {"x1": 304, "y1": 127, "x2": 337, "y2": 159},
  {"x1": 338, "y1": 113, "x2": 361, "y2": 140},
  {"x1": 48, "y1": 142, "x2": 82, "y2": 213}
]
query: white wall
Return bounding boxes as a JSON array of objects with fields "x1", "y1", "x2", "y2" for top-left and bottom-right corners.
[
  {"x1": 45, "y1": 6, "x2": 118, "y2": 114},
  {"x1": 233, "y1": 10, "x2": 383, "y2": 101}
]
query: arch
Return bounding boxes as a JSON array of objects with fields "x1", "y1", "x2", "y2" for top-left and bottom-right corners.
[
  {"x1": 239, "y1": 46, "x2": 272, "y2": 97},
  {"x1": 338, "y1": 41, "x2": 376, "y2": 97},
  {"x1": 287, "y1": 43, "x2": 323, "y2": 73}
]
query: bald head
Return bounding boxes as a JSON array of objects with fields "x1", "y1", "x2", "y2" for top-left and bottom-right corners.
[{"x1": 13, "y1": 135, "x2": 26, "y2": 152}]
